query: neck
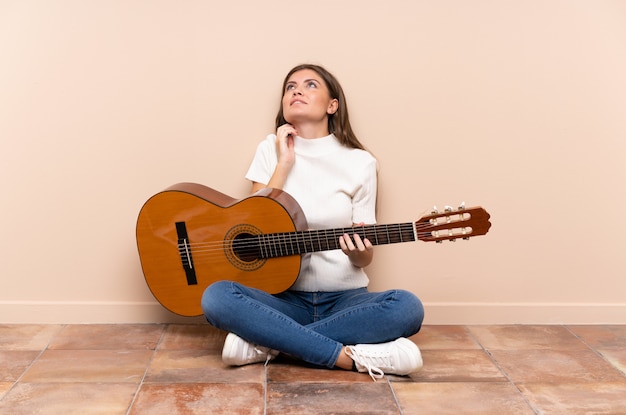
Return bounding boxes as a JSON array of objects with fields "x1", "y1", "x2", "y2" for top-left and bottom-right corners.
[{"x1": 292, "y1": 121, "x2": 329, "y2": 139}]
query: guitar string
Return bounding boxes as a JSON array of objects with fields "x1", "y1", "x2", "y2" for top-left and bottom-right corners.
[
  {"x1": 175, "y1": 220, "x2": 471, "y2": 253},
  {"x1": 179, "y1": 227, "x2": 469, "y2": 267},
  {"x1": 177, "y1": 222, "x2": 419, "y2": 252},
  {"x1": 176, "y1": 225, "x2": 471, "y2": 259}
]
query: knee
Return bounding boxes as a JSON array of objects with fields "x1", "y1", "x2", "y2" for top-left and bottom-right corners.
[
  {"x1": 201, "y1": 280, "x2": 234, "y2": 323},
  {"x1": 396, "y1": 290, "x2": 425, "y2": 334}
]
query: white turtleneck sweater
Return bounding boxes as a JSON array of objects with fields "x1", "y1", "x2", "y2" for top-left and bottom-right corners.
[{"x1": 245, "y1": 134, "x2": 378, "y2": 292}]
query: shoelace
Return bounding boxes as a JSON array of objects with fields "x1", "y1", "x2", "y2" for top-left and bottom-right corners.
[
  {"x1": 345, "y1": 346, "x2": 385, "y2": 382},
  {"x1": 251, "y1": 345, "x2": 276, "y2": 367}
]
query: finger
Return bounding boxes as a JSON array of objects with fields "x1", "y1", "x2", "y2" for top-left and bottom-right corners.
[
  {"x1": 352, "y1": 233, "x2": 366, "y2": 250},
  {"x1": 339, "y1": 234, "x2": 349, "y2": 252},
  {"x1": 278, "y1": 123, "x2": 297, "y2": 139},
  {"x1": 363, "y1": 238, "x2": 373, "y2": 249},
  {"x1": 341, "y1": 239, "x2": 354, "y2": 256},
  {"x1": 341, "y1": 233, "x2": 356, "y2": 251}
]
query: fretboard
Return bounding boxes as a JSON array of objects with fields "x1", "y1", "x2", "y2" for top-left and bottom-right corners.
[{"x1": 255, "y1": 223, "x2": 417, "y2": 259}]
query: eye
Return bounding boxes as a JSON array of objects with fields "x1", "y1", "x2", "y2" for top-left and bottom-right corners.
[
  {"x1": 307, "y1": 81, "x2": 318, "y2": 88},
  {"x1": 285, "y1": 84, "x2": 295, "y2": 91}
]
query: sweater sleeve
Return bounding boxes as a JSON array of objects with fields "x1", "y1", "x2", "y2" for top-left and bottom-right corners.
[
  {"x1": 351, "y1": 156, "x2": 378, "y2": 225},
  {"x1": 245, "y1": 135, "x2": 278, "y2": 185}
]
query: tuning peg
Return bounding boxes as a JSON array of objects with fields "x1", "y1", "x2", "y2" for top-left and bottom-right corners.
[
  {"x1": 458, "y1": 201, "x2": 466, "y2": 210},
  {"x1": 431, "y1": 206, "x2": 438, "y2": 214},
  {"x1": 444, "y1": 205, "x2": 453, "y2": 213}
]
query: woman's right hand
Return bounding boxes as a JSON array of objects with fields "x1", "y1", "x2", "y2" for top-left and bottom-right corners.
[
  {"x1": 276, "y1": 123, "x2": 297, "y2": 169},
  {"x1": 253, "y1": 123, "x2": 297, "y2": 193}
]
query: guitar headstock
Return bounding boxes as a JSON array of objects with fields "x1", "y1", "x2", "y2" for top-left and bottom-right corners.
[{"x1": 416, "y1": 205, "x2": 491, "y2": 243}]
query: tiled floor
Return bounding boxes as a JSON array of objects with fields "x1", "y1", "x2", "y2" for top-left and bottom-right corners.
[{"x1": 1, "y1": 324, "x2": 625, "y2": 414}]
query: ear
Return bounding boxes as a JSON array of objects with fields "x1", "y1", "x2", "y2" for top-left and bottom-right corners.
[{"x1": 327, "y1": 98, "x2": 339, "y2": 115}]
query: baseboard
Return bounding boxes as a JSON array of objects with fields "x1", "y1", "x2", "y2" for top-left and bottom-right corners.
[
  {"x1": 1, "y1": 300, "x2": 625, "y2": 325},
  {"x1": 0, "y1": 301, "x2": 206, "y2": 324},
  {"x1": 423, "y1": 302, "x2": 626, "y2": 325}
]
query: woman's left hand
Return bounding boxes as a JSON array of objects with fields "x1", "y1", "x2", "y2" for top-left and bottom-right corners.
[{"x1": 339, "y1": 223, "x2": 374, "y2": 268}]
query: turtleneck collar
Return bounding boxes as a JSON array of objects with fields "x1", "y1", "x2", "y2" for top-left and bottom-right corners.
[{"x1": 293, "y1": 134, "x2": 342, "y2": 157}]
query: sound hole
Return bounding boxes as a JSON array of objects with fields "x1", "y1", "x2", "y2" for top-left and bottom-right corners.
[
  {"x1": 232, "y1": 233, "x2": 260, "y2": 262},
  {"x1": 223, "y1": 224, "x2": 266, "y2": 272}
]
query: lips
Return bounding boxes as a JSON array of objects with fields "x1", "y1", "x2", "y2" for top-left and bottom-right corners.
[{"x1": 290, "y1": 99, "x2": 306, "y2": 106}]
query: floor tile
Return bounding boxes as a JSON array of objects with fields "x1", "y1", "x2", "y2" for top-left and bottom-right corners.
[
  {"x1": 0, "y1": 382, "x2": 13, "y2": 399},
  {"x1": 48, "y1": 324, "x2": 165, "y2": 350},
  {"x1": 268, "y1": 360, "x2": 372, "y2": 383},
  {"x1": 0, "y1": 324, "x2": 63, "y2": 350},
  {"x1": 568, "y1": 325, "x2": 626, "y2": 376},
  {"x1": 488, "y1": 349, "x2": 626, "y2": 383},
  {"x1": 568, "y1": 325, "x2": 626, "y2": 349},
  {"x1": 393, "y1": 382, "x2": 535, "y2": 415},
  {"x1": 0, "y1": 382, "x2": 137, "y2": 415},
  {"x1": 597, "y1": 348, "x2": 626, "y2": 375},
  {"x1": 157, "y1": 323, "x2": 224, "y2": 351},
  {"x1": 145, "y1": 350, "x2": 266, "y2": 383},
  {"x1": 129, "y1": 383, "x2": 264, "y2": 415},
  {"x1": 267, "y1": 382, "x2": 400, "y2": 414},
  {"x1": 469, "y1": 325, "x2": 587, "y2": 350},
  {"x1": 410, "y1": 325, "x2": 482, "y2": 350},
  {"x1": 1, "y1": 323, "x2": 624, "y2": 414},
  {"x1": 519, "y1": 381, "x2": 626, "y2": 415},
  {"x1": 406, "y1": 349, "x2": 507, "y2": 382},
  {"x1": 21, "y1": 349, "x2": 153, "y2": 383},
  {"x1": 0, "y1": 350, "x2": 40, "y2": 381}
]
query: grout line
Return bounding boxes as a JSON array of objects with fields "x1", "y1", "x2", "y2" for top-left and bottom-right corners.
[
  {"x1": 263, "y1": 362, "x2": 269, "y2": 415},
  {"x1": 1, "y1": 324, "x2": 68, "y2": 402},
  {"x1": 564, "y1": 324, "x2": 626, "y2": 378},
  {"x1": 124, "y1": 323, "x2": 168, "y2": 415},
  {"x1": 385, "y1": 376, "x2": 404, "y2": 415},
  {"x1": 465, "y1": 325, "x2": 541, "y2": 415}
]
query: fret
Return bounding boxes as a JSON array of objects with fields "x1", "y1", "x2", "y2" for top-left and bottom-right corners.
[
  {"x1": 277, "y1": 233, "x2": 284, "y2": 257},
  {"x1": 296, "y1": 231, "x2": 306, "y2": 254},
  {"x1": 306, "y1": 231, "x2": 314, "y2": 253},
  {"x1": 256, "y1": 234, "x2": 264, "y2": 259},
  {"x1": 368, "y1": 225, "x2": 377, "y2": 244},
  {"x1": 380, "y1": 224, "x2": 389, "y2": 245},
  {"x1": 261, "y1": 233, "x2": 270, "y2": 258},
  {"x1": 286, "y1": 232, "x2": 296, "y2": 256},
  {"x1": 323, "y1": 229, "x2": 331, "y2": 251},
  {"x1": 269, "y1": 234, "x2": 277, "y2": 258},
  {"x1": 391, "y1": 224, "x2": 399, "y2": 243}
]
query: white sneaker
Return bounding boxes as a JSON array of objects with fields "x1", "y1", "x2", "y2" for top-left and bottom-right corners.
[
  {"x1": 345, "y1": 338, "x2": 423, "y2": 381},
  {"x1": 222, "y1": 333, "x2": 278, "y2": 366}
]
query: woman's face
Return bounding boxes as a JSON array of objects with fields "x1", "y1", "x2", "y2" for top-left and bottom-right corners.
[{"x1": 282, "y1": 69, "x2": 338, "y2": 125}]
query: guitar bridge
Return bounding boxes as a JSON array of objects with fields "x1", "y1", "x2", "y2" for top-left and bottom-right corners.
[{"x1": 175, "y1": 221, "x2": 197, "y2": 285}]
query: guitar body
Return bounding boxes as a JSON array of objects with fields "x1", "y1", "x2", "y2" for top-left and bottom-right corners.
[{"x1": 136, "y1": 183, "x2": 308, "y2": 316}]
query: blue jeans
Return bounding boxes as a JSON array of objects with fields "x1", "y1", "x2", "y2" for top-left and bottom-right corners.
[{"x1": 201, "y1": 281, "x2": 424, "y2": 368}]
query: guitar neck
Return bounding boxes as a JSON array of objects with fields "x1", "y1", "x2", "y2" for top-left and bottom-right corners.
[{"x1": 256, "y1": 223, "x2": 416, "y2": 259}]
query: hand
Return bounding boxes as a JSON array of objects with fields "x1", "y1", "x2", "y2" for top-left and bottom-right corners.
[
  {"x1": 257, "y1": 124, "x2": 297, "y2": 192},
  {"x1": 339, "y1": 223, "x2": 374, "y2": 268},
  {"x1": 276, "y1": 123, "x2": 297, "y2": 169}
]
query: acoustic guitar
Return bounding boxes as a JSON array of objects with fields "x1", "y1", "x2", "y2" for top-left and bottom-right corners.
[{"x1": 136, "y1": 183, "x2": 491, "y2": 316}]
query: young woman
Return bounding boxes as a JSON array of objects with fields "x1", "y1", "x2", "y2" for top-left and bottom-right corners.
[{"x1": 201, "y1": 64, "x2": 424, "y2": 380}]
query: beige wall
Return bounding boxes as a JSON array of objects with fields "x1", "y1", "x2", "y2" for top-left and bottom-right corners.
[{"x1": 1, "y1": 0, "x2": 625, "y2": 324}]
